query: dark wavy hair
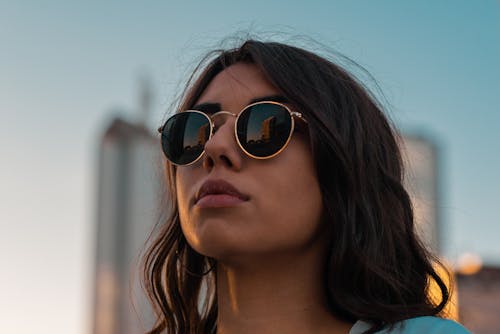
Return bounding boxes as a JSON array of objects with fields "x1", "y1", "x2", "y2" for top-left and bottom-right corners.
[{"x1": 142, "y1": 39, "x2": 451, "y2": 334}]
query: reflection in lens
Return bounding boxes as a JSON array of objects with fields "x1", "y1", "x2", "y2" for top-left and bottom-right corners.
[
  {"x1": 237, "y1": 103, "x2": 292, "y2": 158},
  {"x1": 161, "y1": 112, "x2": 210, "y2": 164},
  {"x1": 260, "y1": 116, "x2": 276, "y2": 143}
]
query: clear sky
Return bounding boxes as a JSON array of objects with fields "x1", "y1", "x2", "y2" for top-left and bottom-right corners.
[{"x1": 1, "y1": 1, "x2": 499, "y2": 333}]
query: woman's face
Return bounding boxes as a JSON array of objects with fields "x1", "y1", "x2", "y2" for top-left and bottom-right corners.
[{"x1": 176, "y1": 62, "x2": 325, "y2": 263}]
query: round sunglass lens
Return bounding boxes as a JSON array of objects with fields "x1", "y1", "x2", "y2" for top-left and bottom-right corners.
[
  {"x1": 236, "y1": 103, "x2": 292, "y2": 158},
  {"x1": 161, "y1": 112, "x2": 210, "y2": 165}
]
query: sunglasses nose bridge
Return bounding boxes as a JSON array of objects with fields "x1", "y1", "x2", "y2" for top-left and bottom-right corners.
[
  {"x1": 208, "y1": 111, "x2": 238, "y2": 134},
  {"x1": 209, "y1": 110, "x2": 237, "y2": 121}
]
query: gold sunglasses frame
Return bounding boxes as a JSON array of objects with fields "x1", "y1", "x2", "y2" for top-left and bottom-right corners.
[{"x1": 157, "y1": 101, "x2": 307, "y2": 166}]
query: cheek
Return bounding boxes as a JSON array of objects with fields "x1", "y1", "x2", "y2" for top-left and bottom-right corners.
[
  {"x1": 175, "y1": 169, "x2": 199, "y2": 246},
  {"x1": 239, "y1": 136, "x2": 324, "y2": 254},
  {"x1": 175, "y1": 171, "x2": 189, "y2": 218},
  {"x1": 259, "y1": 163, "x2": 324, "y2": 247}
]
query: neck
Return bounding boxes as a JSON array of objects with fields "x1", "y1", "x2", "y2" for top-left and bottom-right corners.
[{"x1": 215, "y1": 251, "x2": 353, "y2": 334}]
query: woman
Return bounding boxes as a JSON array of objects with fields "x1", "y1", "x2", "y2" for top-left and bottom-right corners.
[{"x1": 143, "y1": 40, "x2": 470, "y2": 333}]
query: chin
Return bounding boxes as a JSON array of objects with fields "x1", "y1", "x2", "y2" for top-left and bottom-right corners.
[{"x1": 183, "y1": 217, "x2": 248, "y2": 257}]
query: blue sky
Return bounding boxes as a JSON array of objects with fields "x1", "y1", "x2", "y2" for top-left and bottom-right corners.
[{"x1": 1, "y1": 1, "x2": 499, "y2": 333}]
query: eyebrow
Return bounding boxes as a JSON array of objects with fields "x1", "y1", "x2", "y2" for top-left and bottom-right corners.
[
  {"x1": 191, "y1": 94, "x2": 289, "y2": 114},
  {"x1": 190, "y1": 102, "x2": 221, "y2": 114}
]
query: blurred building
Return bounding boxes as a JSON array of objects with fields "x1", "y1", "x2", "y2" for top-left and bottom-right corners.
[
  {"x1": 401, "y1": 133, "x2": 441, "y2": 253},
  {"x1": 400, "y1": 135, "x2": 500, "y2": 330},
  {"x1": 92, "y1": 117, "x2": 161, "y2": 334},
  {"x1": 456, "y1": 266, "x2": 500, "y2": 334},
  {"x1": 401, "y1": 133, "x2": 461, "y2": 319}
]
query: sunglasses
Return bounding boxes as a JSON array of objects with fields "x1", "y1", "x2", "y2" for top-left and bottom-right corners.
[{"x1": 158, "y1": 101, "x2": 308, "y2": 166}]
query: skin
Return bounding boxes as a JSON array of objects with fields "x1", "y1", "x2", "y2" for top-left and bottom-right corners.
[{"x1": 176, "y1": 63, "x2": 353, "y2": 334}]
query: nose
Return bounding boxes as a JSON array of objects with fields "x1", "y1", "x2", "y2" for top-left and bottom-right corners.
[{"x1": 202, "y1": 115, "x2": 243, "y2": 171}]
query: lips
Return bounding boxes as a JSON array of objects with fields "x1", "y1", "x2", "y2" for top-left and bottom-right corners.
[{"x1": 195, "y1": 179, "x2": 249, "y2": 208}]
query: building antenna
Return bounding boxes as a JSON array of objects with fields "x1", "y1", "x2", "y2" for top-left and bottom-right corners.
[{"x1": 138, "y1": 70, "x2": 153, "y2": 127}]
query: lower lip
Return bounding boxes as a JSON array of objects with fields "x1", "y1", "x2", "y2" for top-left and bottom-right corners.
[{"x1": 195, "y1": 194, "x2": 247, "y2": 208}]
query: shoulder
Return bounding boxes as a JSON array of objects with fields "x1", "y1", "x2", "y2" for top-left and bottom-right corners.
[
  {"x1": 385, "y1": 316, "x2": 470, "y2": 334},
  {"x1": 350, "y1": 316, "x2": 471, "y2": 334}
]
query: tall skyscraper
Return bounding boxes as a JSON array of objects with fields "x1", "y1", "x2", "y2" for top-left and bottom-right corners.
[
  {"x1": 93, "y1": 117, "x2": 161, "y2": 334},
  {"x1": 400, "y1": 133, "x2": 460, "y2": 319},
  {"x1": 401, "y1": 134, "x2": 441, "y2": 253}
]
